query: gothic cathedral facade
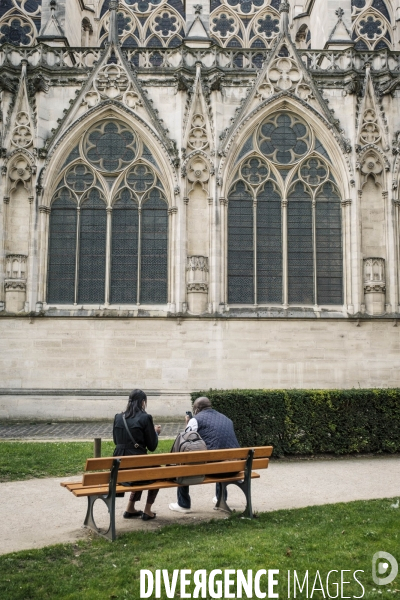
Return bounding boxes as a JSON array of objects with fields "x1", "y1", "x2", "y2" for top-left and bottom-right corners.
[{"x1": 1, "y1": 0, "x2": 400, "y2": 417}]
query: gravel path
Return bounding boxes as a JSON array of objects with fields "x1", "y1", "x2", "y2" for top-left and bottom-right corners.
[{"x1": 1, "y1": 455, "x2": 399, "y2": 556}]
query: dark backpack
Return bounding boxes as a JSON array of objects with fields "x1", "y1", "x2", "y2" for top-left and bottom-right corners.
[{"x1": 170, "y1": 431, "x2": 207, "y2": 485}]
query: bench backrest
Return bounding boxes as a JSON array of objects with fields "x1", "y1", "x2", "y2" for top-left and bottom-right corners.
[{"x1": 82, "y1": 446, "x2": 273, "y2": 488}]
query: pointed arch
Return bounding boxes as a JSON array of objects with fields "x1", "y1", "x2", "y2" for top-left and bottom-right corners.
[{"x1": 224, "y1": 100, "x2": 347, "y2": 308}]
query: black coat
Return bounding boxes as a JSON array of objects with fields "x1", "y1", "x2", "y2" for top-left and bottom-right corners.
[{"x1": 113, "y1": 411, "x2": 158, "y2": 456}]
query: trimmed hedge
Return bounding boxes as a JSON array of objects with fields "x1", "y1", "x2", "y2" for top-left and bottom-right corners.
[{"x1": 190, "y1": 389, "x2": 400, "y2": 456}]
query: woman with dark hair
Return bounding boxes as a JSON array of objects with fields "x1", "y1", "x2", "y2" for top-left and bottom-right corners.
[{"x1": 113, "y1": 389, "x2": 161, "y2": 521}]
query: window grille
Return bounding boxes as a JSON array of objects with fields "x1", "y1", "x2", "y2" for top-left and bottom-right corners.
[
  {"x1": 257, "y1": 181, "x2": 282, "y2": 303},
  {"x1": 140, "y1": 188, "x2": 168, "y2": 304},
  {"x1": 111, "y1": 188, "x2": 138, "y2": 304},
  {"x1": 316, "y1": 183, "x2": 343, "y2": 305},
  {"x1": 47, "y1": 189, "x2": 77, "y2": 304},
  {"x1": 288, "y1": 182, "x2": 314, "y2": 304},
  {"x1": 228, "y1": 181, "x2": 254, "y2": 304},
  {"x1": 78, "y1": 189, "x2": 107, "y2": 304}
]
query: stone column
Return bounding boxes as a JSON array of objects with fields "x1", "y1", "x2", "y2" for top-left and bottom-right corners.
[
  {"x1": 364, "y1": 257, "x2": 386, "y2": 316},
  {"x1": 342, "y1": 199, "x2": 352, "y2": 311},
  {"x1": 282, "y1": 198, "x2": 288, "y2": 307},
  {"x1": 105, "y1": 207, "x2": 112, "y2": 306},
  {"x1": 168, "y1": 206, "x2": 178, "y2": 312},
  {"x1": 219, "y1": 197, "x2": 228, "y2": 308},
  {"x1": 37, "y1": 205, "x2": 51, "y2": 308},
  {"x1": 186, "y1": 255, "x2": 209, "y2": 314}
]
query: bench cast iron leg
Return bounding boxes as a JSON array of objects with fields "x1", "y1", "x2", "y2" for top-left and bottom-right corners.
[
  {"x1": 214, "y1": 482, "x2": 231, "y2": 513},
  {"x1": 230, "y1": 449, "x2": 254, "y2": 518},
  {"x1": 83, "y1": 459, "x2": 120, "y2": 541}
]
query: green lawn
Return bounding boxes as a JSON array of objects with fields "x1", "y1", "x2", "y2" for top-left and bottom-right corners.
[
  {"x1": 0, "y1": 440, "x2": 174, "y2": 482},
  {"x1": 0, "y1": 499, "x2": 399, "y2": 599}
]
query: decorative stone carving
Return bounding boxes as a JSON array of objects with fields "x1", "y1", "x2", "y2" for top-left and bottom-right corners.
[
  {"x1": 188, "y1": 113, "x2": 208, "y2": 151},
  {"x1": 256, "y1": 50, "x2": 313, "y2": 102},
  {"x1": 187, "y1": 255, "x2": 209, "y2": 314},
  {"x1": 82, "y1": 61, "x2": 143, "y2": 111},
  {"x1": 11, "y1": 111, "x2": 33, "y2": 148},
  {"x1": 6, "y1": 254, "x2": 27, "y2": 280},
  {"x1": 364, "y1": 257, "x2": 386, "y2": 315},
  {"x1": 186, "y1": 156, "x2": 209, "y2": 193},
  {"x1": 360, "y1": 108, "x2": 381, "y2": 145},
  {"x1": 9, "y1": 157, "x2": 32, "y2": 191}
]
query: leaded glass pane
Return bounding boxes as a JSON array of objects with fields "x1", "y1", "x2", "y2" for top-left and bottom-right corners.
[
  {"x1": 47, "y1": 188, "x2": 77, "y2": 304},
  {"x1": 126, "y1": 163, "x2": 155, "y2": 193},
  {"x1": 288, "y1": 182, "x2": 314, "y2": 304},
  {"x1": 78, "y1": 189, "x2": 107, "y2": 304},
  {"x1": 111, "y1": 189, "x2": 138, "y2": 304},
  {"x1": 228, "y1": 181, "x2": 254, "y2": 303},
  {"x1": 316, "y1": 182, "x2": 343, "y2": 305},
  {"x1": 141, "y1": 189, "x2": 168, "y2": 304},
  {"x1": 84, "y1": 121, "x2": 137, "y2": 172},
  {"x1": 257, "y1": 181, "x2": 282, "y2": 303}
]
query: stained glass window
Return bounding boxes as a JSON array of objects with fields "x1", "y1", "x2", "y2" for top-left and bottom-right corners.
[
  {"x1": 228, "y1": 181, "x2": 254, "y2": 304},
  {"x1": 316, "y1": 183, "x2": 343, "y2": 305},
  {"x1": 141, "y1": 189, "x2": 168, "y2": 304},
  {"x1": 47, "y1": 189, "x2": 77, "y2": 304},
  {"x1": 288, "y1": 182, "x2": 314, "y2": 304},
  {"x1": 259, "y1": 113, "x2": 310, "y2": 165},
  {"x1": 257, "y1": 181, "x2": 282, "y2": 303},
  {"x1": 85, "y1": 121, "x2": 137, "y2": 173},
  {"x1": 78, "y1": 189, "x2": 107, "y2": 304},
  {"x1": 111, "y1": 189, "x2": 139, "y2": 304}
]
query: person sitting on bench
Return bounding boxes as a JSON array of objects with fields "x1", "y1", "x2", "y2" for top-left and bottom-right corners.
[
  {"x1": 169, "y1": 397, "x2": 240, "y2": 513},
  {"x1": 113, "y1": 389, "x2": 161, "y2": 521}
]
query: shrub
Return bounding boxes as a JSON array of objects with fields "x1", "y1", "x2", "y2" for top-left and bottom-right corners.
[{"x1": 190, "y1": 389, "x2": 400, "y2": 456}]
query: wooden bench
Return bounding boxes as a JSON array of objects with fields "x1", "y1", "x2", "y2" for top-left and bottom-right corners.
[{"x1": 61, "y1": 446, "x2": 273, "y2": 541}]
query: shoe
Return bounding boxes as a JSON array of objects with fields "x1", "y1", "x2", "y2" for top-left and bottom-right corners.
[
  {"x1": 123, "y1": 510, "x2": 143, "y2": 519},
  {"x1": 142, "y1": 512, "x2": 156, "y2": 521},
  {"x1": 169, "y1": 503, "x2": 191, "y2": 513},
  {"x1": 213, "y1": 497, "x2": 218, "y2": 504}
]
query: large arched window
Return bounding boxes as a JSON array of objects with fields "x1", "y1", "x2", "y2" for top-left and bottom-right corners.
[
  {"x1": 47, "y1": 120, "x2": 169, "y2": 306},
  {"x1": 351, "y1": 0, "x2": 392, "y2": 50},
  {"x1": 227, "y1": 112, "x2": 343, "y2": 307}
]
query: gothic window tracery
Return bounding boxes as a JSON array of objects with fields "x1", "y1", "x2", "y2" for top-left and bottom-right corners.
[
  {"x1": 210, "y1": 0, "x2": 279, "y2": 48},
  {"x1": 47, "y1": 120, "x2": 169, "y2": 306},
  {"x1": 227, "y1": 112, "x2": 343, "y2": 307},
  {"x1": 99, "y1": 0, "x2": 185, "y2": 47},
  {"x1": 351, "y1": 0, "x2": 392, "y2": 50},
  {"x1": 0, "y1": 0, "x2": 40, "y2": 45}
]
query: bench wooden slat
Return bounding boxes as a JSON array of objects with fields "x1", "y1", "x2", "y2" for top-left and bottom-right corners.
[
  {"x1": 67, "y1": 472, "x2": 261, "y2": 497},
  {"x1": 85, "y1": 446, "x2": 273, "y2": 471},
  {"x1": 82, "y1": 458, "x2": 269, "y2": 487},
  {"x1": 83, "y1": 458, "x2": 248, "y2": 486}
]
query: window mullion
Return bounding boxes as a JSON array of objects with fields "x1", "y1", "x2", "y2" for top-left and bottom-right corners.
[
  {"x1": 105, "y1": 207, "x2": 112, "y2": 305},
  {"x1": 312, "y1": 196, "x2": 317, "y2": 307},
  {"x1": 74, "y1": 207, "x2": 81, "y2": 305},
  {"x1": 282, "y1": 198, "x2": 288, "y2": 307},
  {"x1": 253, "y1": 196, "x2": 257, "y2": 305},
  {"x1": 137, "y1": 206, "x2": 142, "y2": 305}
]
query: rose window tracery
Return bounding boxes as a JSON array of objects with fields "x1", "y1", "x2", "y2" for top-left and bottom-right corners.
[
  {"x1": 65, "y1": 165, "x2": 95, "y2": 193},
  {"x1": 0, "y1": 16, "x2": 34, "y2": 45},
  {"x1": 258, "y1": 114, "x2": 310, "y2": 165},
  {"x1": 126, "y1": 163, "x2": 155, "y2": 193},
  {"x1": 351, "y1": 0, "x2": 392, "y2": 50},
  {"x1": 84, "y1": 122, "x2": 137, "y2": 173},
  {"x1": 99, "y1": 0, "x2": 185, "y2": 47},
  {"x1": 241, "y1": 157, "x2": 269, "y2": 185},
  {"x1": 11, "y1": 111, "x2": 33, "y2": 148},
  {"x1": 300, "y1": 158, "x2": 328, "y2": 186},
  {"x1": 210, "y1": 2, "x2": 280, "y2": 48}
]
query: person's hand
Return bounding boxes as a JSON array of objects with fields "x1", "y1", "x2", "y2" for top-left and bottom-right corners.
[
  {"x1": 185, "y1": 415, "x2": 190, "y2": 425},
  {"x1": 154, "y1": 424, "x2": 161, "y2": 436}
]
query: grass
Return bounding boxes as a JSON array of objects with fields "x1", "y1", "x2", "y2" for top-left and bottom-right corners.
[
  {"x1": 0, "y1": 499, "x2": 399, "y2": 599},
  {"x1": 0, "y1": 440, "x2": 174, "y2": 482}
]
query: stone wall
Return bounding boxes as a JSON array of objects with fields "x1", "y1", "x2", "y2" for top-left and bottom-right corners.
[{"x1": 0, "y1": 317, "x2": 399, "y2": 419}]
